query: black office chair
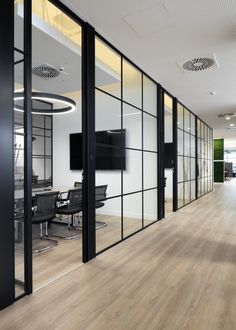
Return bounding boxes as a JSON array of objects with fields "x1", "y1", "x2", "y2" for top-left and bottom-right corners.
[
  {"x1": 74, "y1": 181, "x2": 82, "y2": 188},
  {"x1": 95, "y1": 185, "x2": 108, "y2": 229},
  {"x1": 32, "y1": 191, "x2": 59, "y2": 253},
  {"x1": 54, "y1": 188, "x2": 82, "y2": 239}
]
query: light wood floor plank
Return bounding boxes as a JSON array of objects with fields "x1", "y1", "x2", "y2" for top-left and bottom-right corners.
[{"x1": 1, "y1": 181, "x2": 236, "y2": 329}]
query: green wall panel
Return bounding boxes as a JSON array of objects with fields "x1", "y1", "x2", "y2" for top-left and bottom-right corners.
[
  {"x1": 214, "y1": 139, "x2": 224, "y2": 160},
  {"x1": 214, "y1": 162, "x2": 224, "y2": 182}
]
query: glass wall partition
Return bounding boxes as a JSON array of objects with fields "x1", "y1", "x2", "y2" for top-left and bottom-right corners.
[
  {"x1": 95, "y1": 37, "x2": 158, "y2": 253},
  {"x1": 31, "y1": 0, "x2": 83, "y2": 290},
  {"x1": 197, "y1": 119, "x2": 213, "y2": 197},
  {"x1": 177, "y1": 103, "x2": 197, "y2": 209}
]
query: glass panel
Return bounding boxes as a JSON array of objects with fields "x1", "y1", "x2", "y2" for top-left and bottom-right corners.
[
  {"x1": 185, "y1": 181, "x2": 191, "y2": 204},
  {"x1": 184, "y1": 108, "x2": 190, "y2": 132},
  {"x1": 177, "y1": 103, "x2": 184, "y2": 130},
  {"x1": 45, "y1": 116, "x2": 52, "y2": 129},
  {"x1": 178, "y1": 156, "x2": 184, "y2": 182},
  {"x1": 191, "y1": 180, "x2": 196, "y2": 201},
  {"x1": 96, "y1": 90, "x2": 121, "y2": 134},
  {"x1": 123, "y1": 149, "x2": 142, "y2": 194},
  {"x1": 191, "y1": 114, "x2": 196, "y2": 135},
  {"x1": 143, "y1": 112, "x2": 157, "y2": 151},
  {"x1": 32, "y1": 0, "x2": 83, "y2": 290},
  {"x1": 123, "y1": 192, "x2": 142, "y2": 237},
  {"x1": 184, "y1": 133, "x2": 190, "y2": 156},
  {"x1": 33, "y1": 135, "x2": 44, "y2": 156},
  {"x1": 123, "y1": 104, "x2": 141, "y2": 150},
  {"x1": 164, "y1": 94, "x2": 173, "y2": 143},
  {"x1": 184, "y1": 157, "x2": 191, "y2": 181},
  {"x1": 190, "y1": 135, "x2": 195, "y2": 157},
  {"x1": 45, "y1": 137, "x2": 51, "y2": 156},
  {"x1": 95, "y1": 38, "x2": 121, "y2": 99},
  {"x1": 45, "y1": 159, "x2": 52, "y2": 182},
  {"x1": 178, "y1": 183, "x2": 184, "y2": 208},
  {"x1": 143, "y1": 75, "x2": 157, "y2": 116},
  {"x1": 96, "y1": 147, "x2": 122, "y2": 198},
  {"x1": 191, "y1": 158, "x2": 196, "y2": 180},
  {"x1": 96, "y1": 197, "x2": 122, "y2": 252},
  {"x1": 144, "y1": 152, "x2": 157, "y2": 189},
  {"x1": 32, "y1": 115, "x2": 44, "y2": 128},
  {"x1": 178, "y1": 129, "x2": 184, "y2": 155},
  {"x1": 123, "y1": 60, "x2": 142, "y2": 108},
  {"x1": 144, "y1": 189, "x2": 158, "y2": 226}
]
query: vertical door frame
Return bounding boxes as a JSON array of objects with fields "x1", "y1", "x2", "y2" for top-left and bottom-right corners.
[
  {"x1": 0, "y1": 0, "x2": 15, "y2": 310},
  {"x1": 172, "y1": 97, "x2": 178, "y2": 212},
  {"x1": 24, "y1": 0, "x2": 33, "y2": 295},
  {"x1": 82, "y1": 23, "x2": 96, "y2": 262},
  {"x1": 158, "y1": 85, "x2": 165, "y2": 220}
]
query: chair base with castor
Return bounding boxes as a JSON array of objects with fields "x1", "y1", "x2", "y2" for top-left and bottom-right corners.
[{"x1": 33, "y1": 222, "x2": 58, "y2": 253}]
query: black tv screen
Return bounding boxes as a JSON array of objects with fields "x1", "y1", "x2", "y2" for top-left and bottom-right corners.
[{"x1": 70, "y1": 129, "x2": 126, "y2": 170}]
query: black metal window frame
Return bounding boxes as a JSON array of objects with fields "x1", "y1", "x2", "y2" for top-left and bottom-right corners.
[
  {"x1": 176, "y1": 101, "x2": 197, "y2": 209},
  {"x1": 196, "y1": 118, "x2": 213, "y2": 198},
  {"x1": 94, "y1": 34, "x2": 160, "y2": 255}
]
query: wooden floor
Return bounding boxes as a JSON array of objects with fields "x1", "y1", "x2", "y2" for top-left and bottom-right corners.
[{"x1": 2, "y1": 180, "x2": 236, "y2": 329}]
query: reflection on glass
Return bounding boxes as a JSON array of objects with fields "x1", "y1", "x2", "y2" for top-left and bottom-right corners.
[
  {"x1": 184, "y1": 108, "x2": 190, "y2": 132},
  {"x1": 177, "y1": 103, "x2": 184, "y2": 129},
  {"x1": 95, "y1": 89, "x2": 121, "y2": 132},
  {"x1": 123, "y1": 60, "x2": 142, "y2": 108},
  {"x1": 178, "y1": 183, "x2": 184, "y2": 208},
  {"x1": 96, "y1": 148, "x2": 122, "y2": 198},
  {"x1": 96, "y1": 197, "x2": 122, "y2": 253},
  {"x1": 164, "y1": 94, "x2": 173, "y2": 143},
  {"x1": 144, "y1": 189, "x2": 157, "y2": 226},
  {"x1": 184, "y1": 133, "x2": 190, "y2": 156},
  {"x1": 123, "y1": 192, "x2": 142, "y2": 237},
  {"x1": 95, "y1": 38, "x2": 121, "y2": 98},
  {"x1": 178, "y1": 130, "x2": 183, "y2": 155},
  {"x1": 184, "y1": 181, "x2": 191, "y2": 204},
  {"x1": 143, "y1": 112, "x2": 157, "y2": 151},
  {"x1": 144, "y1": 152, "x2": 157, "y2": 189},
  {"x1": 123, "y1": 104, "x2": 141, "y2": 150},
  {"x1": 178, "y1": 156, "x2": 184, "y2": 182},
  {"x1": 123, "y1": 149, "x2": 142, "y2": 194},
  {"x1": 143, "y1": 75, "x2": 157, "y2": 116}
]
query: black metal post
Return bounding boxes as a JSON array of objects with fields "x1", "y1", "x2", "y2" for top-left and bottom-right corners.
[
  {"x1": 24, "y1": 0, "x2": 33, "y2": 295},
  {"x1": 0, "y1": 0, "x2": 15, "y2": 310},
  {"x1": 158, "y1": 85, "x2": 165, "y2": 220},
  {"x1": 173, "y1": 98, "x2": 178, "y2": 211},
  {"x1": 82, "y1": 23, "x2": 96, "y2": 262}
]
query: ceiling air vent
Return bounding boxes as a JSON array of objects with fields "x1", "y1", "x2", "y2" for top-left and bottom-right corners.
[
  {"x1": 177, "y1": 54, "x2": 219, "y2": 73},
  {"x1": 217, "y1": 113, "x2": 236, "y2": 118},
  {"x1": 32, "y1": 64, "x2": 60, "y2": 79}
]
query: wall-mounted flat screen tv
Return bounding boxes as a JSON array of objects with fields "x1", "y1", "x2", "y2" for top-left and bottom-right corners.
[{"x1": 70, "y1": 129, "x2": 126, "y2": 170}]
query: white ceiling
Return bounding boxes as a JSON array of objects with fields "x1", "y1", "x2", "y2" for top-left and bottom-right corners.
[{"x1": 62, "y1": 0, "x2": 236, "y2": 146}]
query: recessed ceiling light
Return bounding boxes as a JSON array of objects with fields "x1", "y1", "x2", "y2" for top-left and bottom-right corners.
[
  {"x1": 229, "y1": 123, "x2": 234, "y2": 127},
  {"x1": 226, "y1": 116, "x2": 231, "y2": 120}
]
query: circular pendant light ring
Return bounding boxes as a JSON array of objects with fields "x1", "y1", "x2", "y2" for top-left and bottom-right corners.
[{"x1": 14, "y1": 92, "x2": 76, "y2": 115}]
